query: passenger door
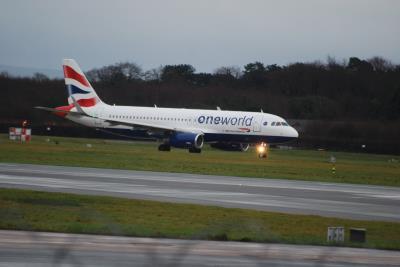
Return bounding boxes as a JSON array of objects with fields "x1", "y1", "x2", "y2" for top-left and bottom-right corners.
[
  {"x1": 94, "y1": 107, "x2": 104, "y2": 127},
  {"x1": 253, "y1": 117, "x2": 261, "y2": 132}
]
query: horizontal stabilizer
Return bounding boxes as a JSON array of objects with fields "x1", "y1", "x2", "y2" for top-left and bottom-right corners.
[{"x1": 34, "y1": 106, "x2": 83, "y2": 115}]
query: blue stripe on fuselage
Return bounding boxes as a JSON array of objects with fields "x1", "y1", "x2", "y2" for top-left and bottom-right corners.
[
  {"x1": 100, "y1": 128, "x2": 296, "y2": 144},
  {"x1": 204, "y1": 133, "x2": 295, "y2": 144}
]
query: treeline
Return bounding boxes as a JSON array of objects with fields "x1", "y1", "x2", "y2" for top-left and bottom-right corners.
[
  {"x1": 86, "y1": 56, "x2": 400, "y2": 121},
  {"x1": 0, "y1": 56, "x2": 399, "y2": 154}
]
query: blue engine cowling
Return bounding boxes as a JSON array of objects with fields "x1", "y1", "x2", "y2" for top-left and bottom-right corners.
[{"x1": 169, "y1": 133, "x2": 204, "y2": 149}]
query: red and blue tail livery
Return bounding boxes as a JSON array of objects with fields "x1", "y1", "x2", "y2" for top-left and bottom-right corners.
[{"x1": 63, "y1": 59, "x2": 101, "y2": 107}]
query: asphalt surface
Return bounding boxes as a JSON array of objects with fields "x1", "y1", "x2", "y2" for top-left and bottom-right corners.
[
  {"x1": 1, "y1": 230, "x2": 399, "y2": 267},
  {"x1": 0, "y1": 163, "x2": 400, "y2": 222}
]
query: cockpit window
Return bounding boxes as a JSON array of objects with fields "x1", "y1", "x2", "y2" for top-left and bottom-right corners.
[
  {"x1": 270, "y1": 121, "x2": 289, "y2": 126},
  {"x1": 263, "y1": 121, "x2": 268, "y2": 126}
]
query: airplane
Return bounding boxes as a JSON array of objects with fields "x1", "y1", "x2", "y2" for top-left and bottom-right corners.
[{"x1": 36, "y1": 59, "x2": 298, "y2": 157}]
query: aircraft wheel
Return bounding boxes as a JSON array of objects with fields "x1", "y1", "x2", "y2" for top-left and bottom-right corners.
[{"x1": 158, "y1": 144, "x2": 171, "y2": 151}]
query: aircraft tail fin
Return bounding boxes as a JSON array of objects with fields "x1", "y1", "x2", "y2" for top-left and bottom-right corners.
[{"x1": 62, "y1": 59, "x2": 103, "y2": 107}]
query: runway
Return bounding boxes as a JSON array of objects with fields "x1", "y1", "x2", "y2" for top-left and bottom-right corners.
[
  {"x1": 0, "y1": 163, "x2": 400, "y2": 222},
  {"x1": 1, "y1": 230, "x2": 399, "y2": 267}
]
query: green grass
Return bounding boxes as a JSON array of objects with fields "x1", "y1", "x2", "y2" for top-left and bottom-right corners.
[
  {"x1": 1, "y1": 188, "x2": 399, "y2": 250},
  {"x1": 0, "y1": 134, "x2": 399, "y2": 186}
]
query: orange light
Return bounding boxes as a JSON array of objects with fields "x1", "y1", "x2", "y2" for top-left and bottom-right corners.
[
  {"x1": 257, "y1": 145, "x2": 266, "y2": 153},
  {"x1": 257, "y1": 142, "x2": 268, "y2": 154}
]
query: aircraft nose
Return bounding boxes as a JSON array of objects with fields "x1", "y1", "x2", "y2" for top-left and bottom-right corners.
[{"x1": 290, "y1": 127, "x2": 299, "y2": 138}]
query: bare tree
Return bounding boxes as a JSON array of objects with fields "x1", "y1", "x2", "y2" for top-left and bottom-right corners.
[
  {"x1": 214, "y1": 66, "x2": 242, "y2": 79},
  {"x1": 326, "y1": 56, "x2": 345, "y2": 70},
  {"x1": 144, "y1": 66, "x2": 163, "y2": 81},
  {"x1": 33, "y1": 72, "x2": 49, "y2": 82},
  {"x1": 85, "y1": 62, "x2": 143, "y2": 82},
  {"x1": 368, "y1": 56, "x2": 394, "y2": 72},
  {"x1": 117, "y1": 62, "x2": 143, "y2": 80}
]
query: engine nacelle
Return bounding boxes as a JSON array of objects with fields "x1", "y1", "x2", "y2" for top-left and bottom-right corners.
[
  {"x1": 169, "y1": 132, "x2": 204, "y2": 149},
  {"x1": 210, "y1": 142, "x2": 250, "y2": 152}
]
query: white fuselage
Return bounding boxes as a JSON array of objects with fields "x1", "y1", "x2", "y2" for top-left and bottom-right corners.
[{"x1": 66, "y1": 104, "x2": 298, "y2": 144}]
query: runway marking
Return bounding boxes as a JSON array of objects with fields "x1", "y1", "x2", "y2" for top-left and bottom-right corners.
[
  {"x1": 1, "y1": 164, "x2": 399, "y2": 197},
  {"x1": 1, "y1": 163, "x2": 400, "y2": 221}
]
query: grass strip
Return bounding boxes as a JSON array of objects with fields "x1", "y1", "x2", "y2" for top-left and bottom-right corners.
[
  {"x1": 0, "y1": 135, "x2": 399, "y2": 186},
  {"x1": 0, "y1": 188, "x2": 399, "y2": 250}
]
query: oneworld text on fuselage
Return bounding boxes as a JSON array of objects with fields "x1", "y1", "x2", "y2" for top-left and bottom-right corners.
[{"x1": 197, "y1": 115, "x2": 253, "y2": 126}]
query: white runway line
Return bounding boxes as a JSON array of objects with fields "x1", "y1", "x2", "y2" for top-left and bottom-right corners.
[{"x1": 0, "y1": 163, "x2": 399, "y2": 221}]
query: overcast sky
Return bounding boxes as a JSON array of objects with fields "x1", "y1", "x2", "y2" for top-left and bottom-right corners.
[{"x1": 0, "y1": 0, "x2": 399, "y2": 72}]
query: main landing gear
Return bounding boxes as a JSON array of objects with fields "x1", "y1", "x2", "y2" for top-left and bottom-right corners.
[
  {"x1": 256, "y1": 142, "x2": 268, "y2": 158},
  {"x1": 158, "y1": 143, "x2": 201, "y2": 153},
  {"x1": 158, "y1": 143, "x2": 171, "y2": 151}
]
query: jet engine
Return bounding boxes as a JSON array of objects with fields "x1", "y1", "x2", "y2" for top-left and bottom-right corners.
[{"x1": 169, "y1": 132, "x2": 204, "y2": 149}]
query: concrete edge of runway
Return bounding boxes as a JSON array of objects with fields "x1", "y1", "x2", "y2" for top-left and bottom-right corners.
[{"x1": 1, "y1": 230, "x2": 400, "y2": 266}]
